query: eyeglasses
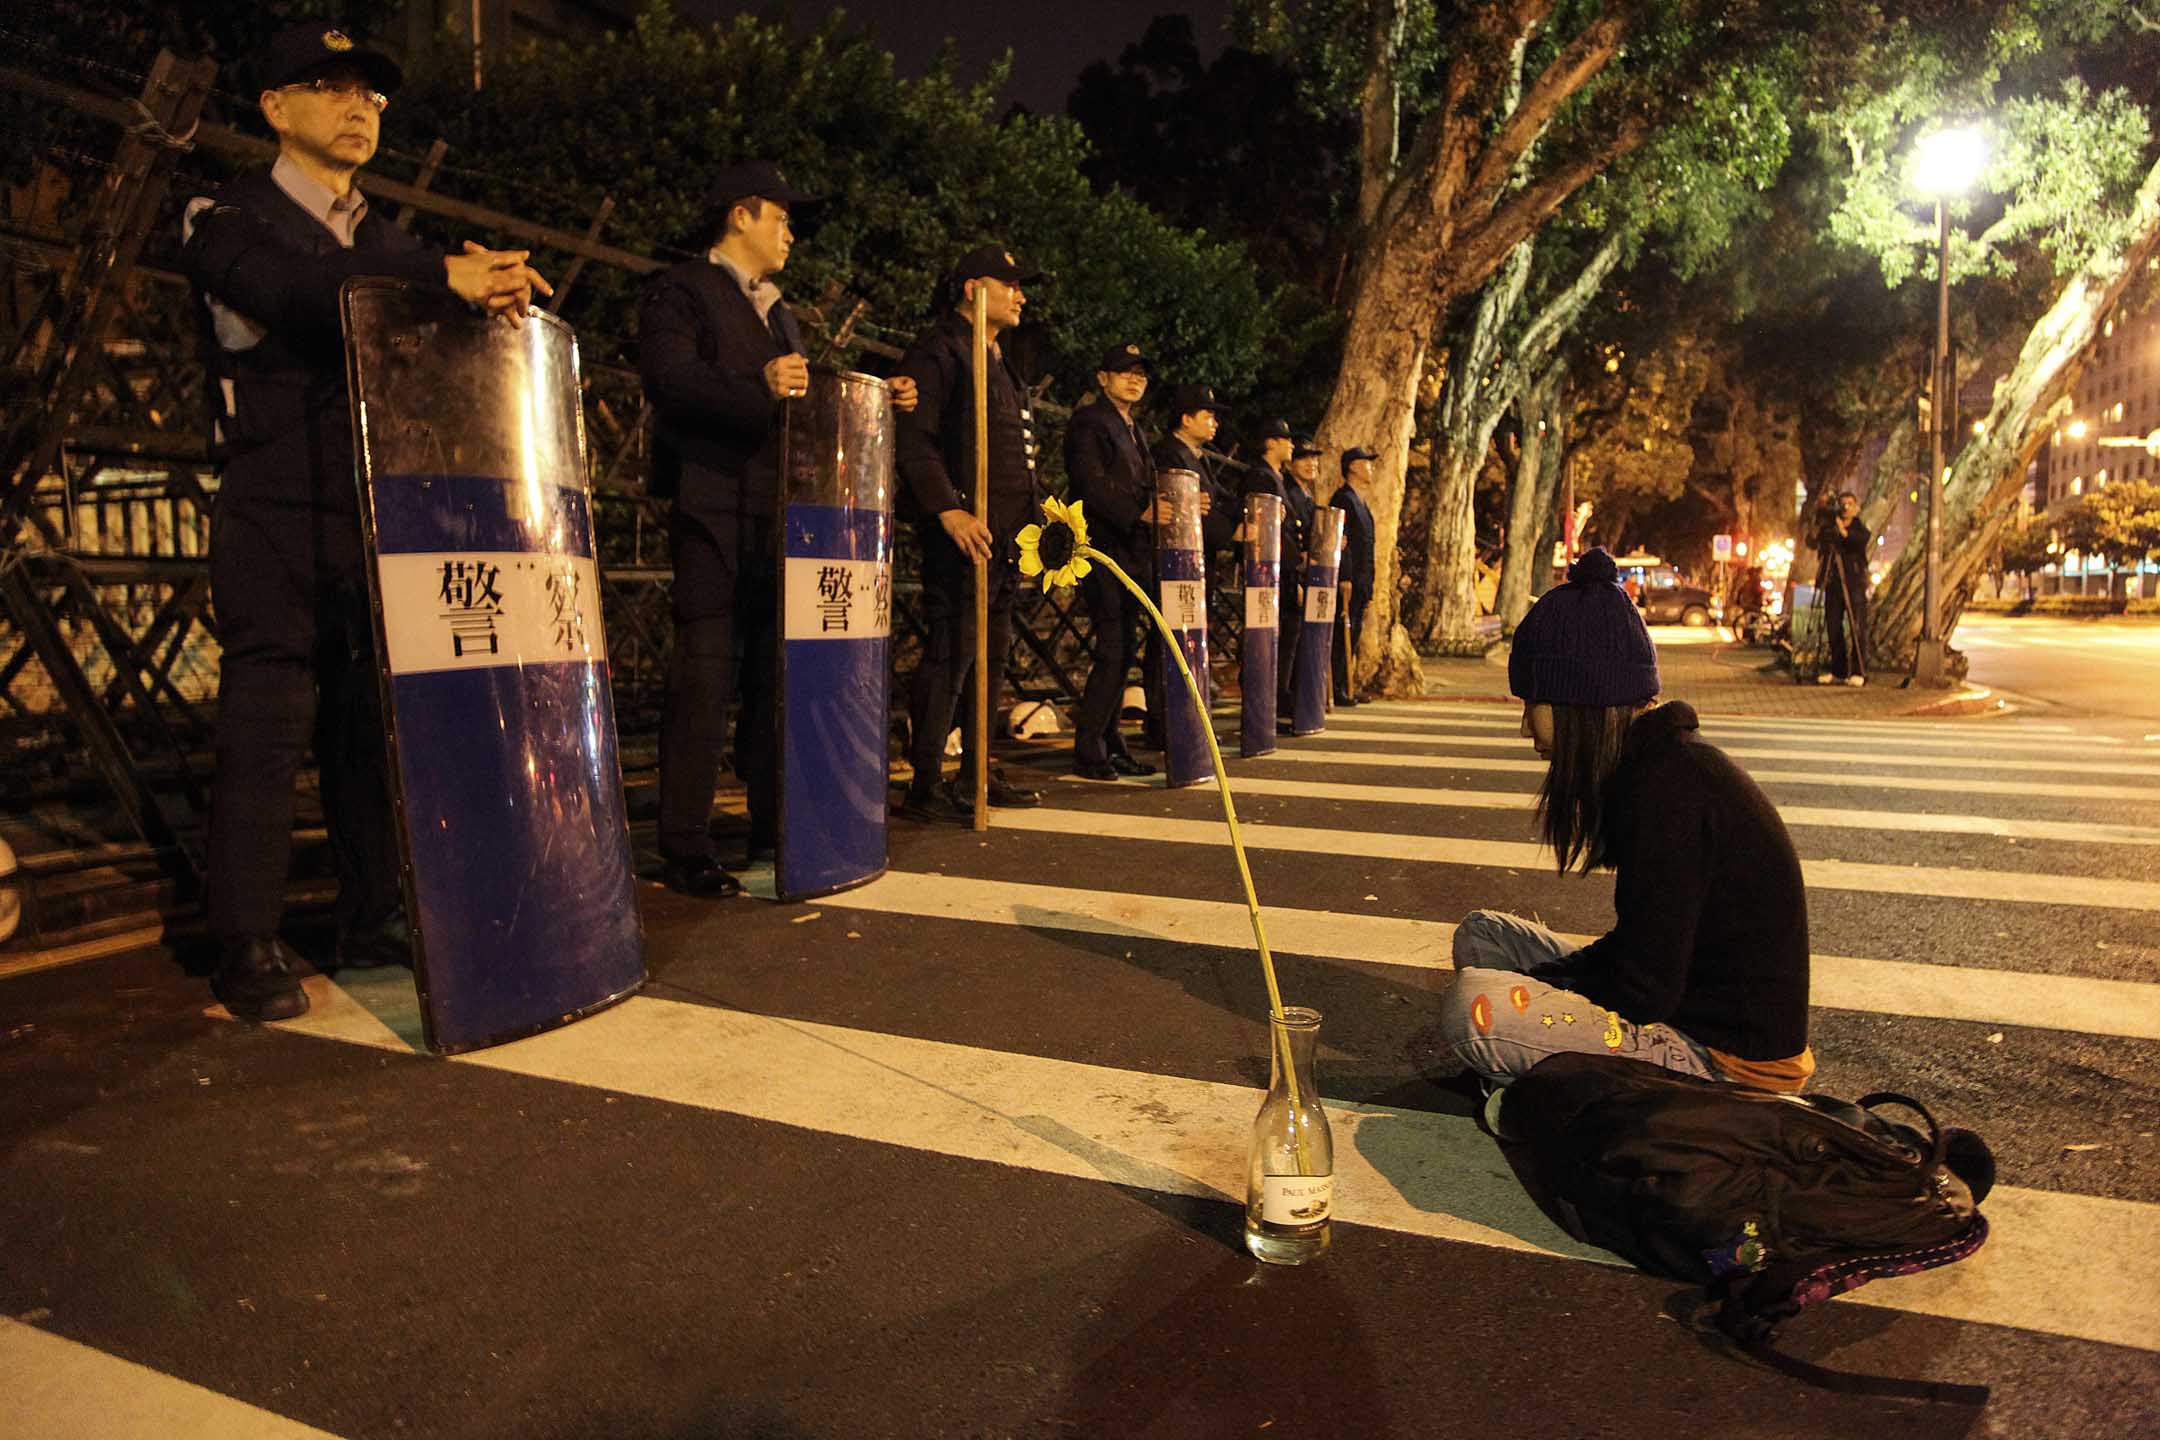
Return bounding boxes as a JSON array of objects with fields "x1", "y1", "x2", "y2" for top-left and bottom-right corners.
[{"x1": 283, "y1": 78, "x2": 389, "y2": 112}]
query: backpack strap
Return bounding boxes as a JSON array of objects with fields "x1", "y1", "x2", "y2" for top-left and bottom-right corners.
[{"x1": 1710, "y1": 1216, "x2": 1992, "y2": 1405}]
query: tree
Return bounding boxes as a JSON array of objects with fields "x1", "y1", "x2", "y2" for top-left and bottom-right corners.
[
  {"x1": 1994, "y1": 516, "x2": 2052, "y2": 593},
  {"x1": 2079, "y1": 479, "x2": 2160, "y2": 567},
  {"x1": 1235, "y1": 0, "x2": 1944, "y2": 694},
  {"x1": 1815, "y1": 8, "x2": 2160, "y2": 669}
]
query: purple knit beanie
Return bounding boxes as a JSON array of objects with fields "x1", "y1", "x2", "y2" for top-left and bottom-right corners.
[{"x1": 1507, "y1": 547, "x2": 1660, "y2": 707}]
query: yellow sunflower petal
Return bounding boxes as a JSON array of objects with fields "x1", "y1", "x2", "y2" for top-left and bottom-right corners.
[
  {"x1": 1067, "y1": 555, "x2": 1092, "y2": 582},
  {"x1": 1018, "y1": 522, "x2": 1043, "y2": 552},
  {"x1": 1018, "y1": 548, "x2": 1044, "y2": 577},
  {"x1": 1065, "y1": 500, "x2": 1091, "y2": 549}
]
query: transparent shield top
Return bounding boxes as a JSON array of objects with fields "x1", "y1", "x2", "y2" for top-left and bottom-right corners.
[
  {"x1": 346, "y1": 285, "x2": 585, "y2": 500},
  {"x1": 1307, "y1": 506, "x2": 1347, "y2": 568},
  {"x1": 1245, "y1": 492, "x2": 1282, "y2": 566},
  {"x1": 1156, "y1": 468, "x2": 1204, "y2": 553},
  {"x1": 780, "y1": 368, "x2": 895, "y2": 514}
]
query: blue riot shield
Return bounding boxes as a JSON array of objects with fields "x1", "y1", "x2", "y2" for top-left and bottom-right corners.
[
  {"x1": 1292, "y1": 508, "x2": 1346, "y2": 737},
  {"x1": 1240, "y1": 492, "x2": 1282, "y2": 758},
  {"x1": 775, "y1": 368, "x2": 894, "y2": 901},
  {"x1": 343, "y1": 279, "x2": 644, "y2": 1055},
  {"x1": 1154, "y1": 468, "x2": 1214, "y2": 788}
]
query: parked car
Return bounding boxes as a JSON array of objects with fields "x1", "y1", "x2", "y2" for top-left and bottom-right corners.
[{"x1": 1611, "y1": 554, "x2": 1717, "y2": 626}]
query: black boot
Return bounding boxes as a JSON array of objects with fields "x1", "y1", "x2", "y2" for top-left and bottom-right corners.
[{"x1": 212, "y1": 937, "x2": 310, "y2": 1022}]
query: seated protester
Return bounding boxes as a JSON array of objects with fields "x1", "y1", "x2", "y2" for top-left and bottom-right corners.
[{"x1": 1438, "y1": 547, "x2": 1814, "y2": 1125}]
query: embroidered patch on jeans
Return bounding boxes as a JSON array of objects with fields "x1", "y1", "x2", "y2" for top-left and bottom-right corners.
[
  {"x1": 1508, "y1": 985, "x2": 1531, "y2": 1014},
  {"x1": 1470, "y1": 994, "x2": 1493, "y2": 1034}
]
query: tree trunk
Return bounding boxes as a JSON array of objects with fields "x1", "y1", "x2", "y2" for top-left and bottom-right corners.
[
  {"x1": 1868, "y1": 149, "x2": 2160, "y2": 673},
  {"x1": 1496, "y1": 357, "x2": 1569, "y2": 627},
  {"x1": 1317, "y1": 235, "x2": 1446, "y2": 698}
]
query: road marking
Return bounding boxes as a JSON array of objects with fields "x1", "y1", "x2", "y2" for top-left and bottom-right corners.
[
  {"x1": 720, "y1": 869, "x2": 2160, "y2": 1042},
  {"x1": 1000, "y1": 807, "x2": 2160, "y2": 913},
  {"x1": 0, "y1": 1318, "x2": 347, "y2": 1439},
  {"x1": 1367, "y1": 700, "x2": 2089, "y2": 740},
  {"x1": 1212, "y1": 774, "x2": 2160, "y2": 846},
  {"x1": 269, "y1": 987, "x2": 2160, "y2": 1356},
  {"x1": 1290, "y1": 727, "x2": 2160, "y2": 778},
  {"x1": 1324, "y1": 710, "x2": 2124, "y2": 753},
  {"x1": 1257, "y1": 747, "x2": 2160, "y2": 803}
]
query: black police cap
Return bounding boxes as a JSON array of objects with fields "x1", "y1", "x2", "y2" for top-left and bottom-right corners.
[
  {"x1": 1166, "y1": 383, "x2": 1226, "y2": 420},
  {"x1": 952, "y1": 245, "x2": 1043, "y2": 285},
  {"x1": 1341, "y1": 444, "x2": 1379, "y2": 474},
  {"x1": 707, "y1": 159, "x2": 820, "y2": 215},
  {"x1": 1291, "y1": 431, "x2": 1321, "y2": 457},
  {"x1": 1097, "y1": 341, "x2": 1150, "y2": 375},
  {"x1": 254, "y1": 23, "x2": 403, "y2": 96},
  {"x1": 1256, "y1": 418, "x2": 1292, "y2": 442}
]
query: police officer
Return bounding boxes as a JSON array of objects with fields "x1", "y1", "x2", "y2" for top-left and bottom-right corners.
[
  {"x1": 637, "y1": 161, "x2": 916, "y2": 896},
  {"x1": 1151, "y1": 384, "x2": 1239, "y2": 557},
  {"x1": 1242, "y1": 420, "x2": 1298, "y2": 718},
  {"x1": 180, "y1": 23, "x2": 548, "y2": 1020},
  {"x1": 1277, "y1": 431, "x2": 1323, "y2": 722},
  {"x1": 895, "y1": 246, "x2": 1046, "y2": 822},
  {"x1": 1332, "y1": 446, "x2": 1380, "y2": 707},
  {"x1": 1062, "y1": 343, "x2": 1165, "y2": 780}
]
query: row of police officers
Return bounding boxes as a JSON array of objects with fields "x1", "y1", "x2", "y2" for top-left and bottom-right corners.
[{"x1": 180, "y1": 22, "x2": 1377, "y2": 1022}]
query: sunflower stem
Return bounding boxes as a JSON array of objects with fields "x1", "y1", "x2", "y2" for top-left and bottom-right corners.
[{"x1": 1080, "y1": 546, "x2": 1313, "y2": 1178}]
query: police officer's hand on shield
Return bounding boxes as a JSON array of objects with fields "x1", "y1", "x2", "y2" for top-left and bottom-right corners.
[{"x1": 444, "y1": 240, "x2": 554, "y2": 327}]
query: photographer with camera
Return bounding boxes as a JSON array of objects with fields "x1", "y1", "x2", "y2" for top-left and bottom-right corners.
[{"x1": 1812, "y1": 492, "x2": 1870, "y2": 687}]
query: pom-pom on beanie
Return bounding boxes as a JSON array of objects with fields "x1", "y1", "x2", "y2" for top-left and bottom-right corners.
[{"x1": 1507, "y1": 547, "x2": 1661, "y2": 708}]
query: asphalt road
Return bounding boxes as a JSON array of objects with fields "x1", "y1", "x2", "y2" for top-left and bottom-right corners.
[
  {"x1": 1954, "y1": 615, "x2": 2160, "y2": 732},
  {"x1": 3, "y1": 700, "x2": 2157, "y2": 1438}
]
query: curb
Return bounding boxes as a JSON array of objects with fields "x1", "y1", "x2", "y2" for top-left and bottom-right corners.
[{"x1": 1893, "y1": 685, "x2": 2000, "y2": 719}]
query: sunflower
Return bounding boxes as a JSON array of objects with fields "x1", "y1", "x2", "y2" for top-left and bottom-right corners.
[{"x1": 1016, "y1": 496, "x2": 1093, "y2": 588}]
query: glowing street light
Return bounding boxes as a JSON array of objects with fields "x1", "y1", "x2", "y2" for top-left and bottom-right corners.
[
  {"x1": 2067, "y1": 419, "x2": 2089, "y2": 439},
  {"x1": 1909, "y1": 123, "x2": 1987, "y2": 685}
]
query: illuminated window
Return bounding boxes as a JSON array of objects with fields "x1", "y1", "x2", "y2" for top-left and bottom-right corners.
[{"x1": 2073, "y1": 476, "x2": 2085, "y2": 495}]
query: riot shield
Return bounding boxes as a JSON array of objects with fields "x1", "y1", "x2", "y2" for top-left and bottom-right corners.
[
  {"x1": 343, "y1": 279, "x2": 643, "y2": 1055},
  {"x1": 775, "y1": 368, "x2": 895, "y2": 901},
  {"x1": 1293, "y1": 508, "x2": 1347, "y2": 737},
  {"x1": 1154, "y1": 468, "x2": 1214, "y2": 788},
  {"x1": 1240, "y1": 492, "x2": 1282, "y2": 758}
]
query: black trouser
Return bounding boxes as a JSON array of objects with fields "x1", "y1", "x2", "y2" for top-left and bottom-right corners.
[
  {"x1": 1074, "y1": 553, "x2": 1145, "y2": 766},
  {"x1": 207, "y1": 492, "x2": 399, "y2": 941},
  {"x1": 659, "y1": 504, "x2": 778, "y2": 862},
  {"x1": 1277, "y1": 580, "x2": 1304, "y2": 708},
  {"x1": 908, "y1": 520, "x2": 1016, "y2": 785},
  {"x1": 1333, "y1": 591, "x2": 1367, "y2": 700},
  {"x1": 1824, "y1": 562, "x2": 1868, "y2": 679}
]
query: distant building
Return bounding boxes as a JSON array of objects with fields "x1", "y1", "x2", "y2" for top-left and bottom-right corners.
[{"x1": 2039, "y1": 296, "x2": 2159, "y2": 596}]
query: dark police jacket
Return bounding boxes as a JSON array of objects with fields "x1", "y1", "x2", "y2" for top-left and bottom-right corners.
[
  {"x1": 181, "y1": 168, "x2": 446, "y2": 507},
  {"x1": 1150, "y1": 434, "x2": 1240, "y2": 556},
  {"x1": 897, "y1": 312, "x2": 1038, "y2": 538},
  {"x1": 1331, "y1": 481, "x2": 1377, "y2": 607},
  {"x1": 1280, "y1": 473, "x2": 1318, "y2": 578},
  {"x1": 1062, "y1": 395, "x2": 1154, "y2": 568},
  {"x1": 638, "y1": 258, "x2": 806, "y2": 520},
  {"x1": 1241, "y1": 461, "x2": 1305, "y2": 579}
]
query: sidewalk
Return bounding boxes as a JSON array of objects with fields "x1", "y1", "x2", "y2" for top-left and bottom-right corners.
[{"x1": 1418, "y1": 628, "x2": 1999, "y2": 720}]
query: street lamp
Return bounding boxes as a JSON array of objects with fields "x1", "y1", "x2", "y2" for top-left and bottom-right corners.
[{"x1": 1909, "y1": 124, "x2": 1986, "y2": 684}]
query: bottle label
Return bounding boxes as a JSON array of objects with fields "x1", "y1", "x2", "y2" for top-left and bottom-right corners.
[{"x1": 1261, "y1": 1173, "x2": 1334, "y2": 1226}]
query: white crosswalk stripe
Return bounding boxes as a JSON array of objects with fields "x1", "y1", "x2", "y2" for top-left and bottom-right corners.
[
  {"x1": 1257, "y1": 746, "x2": 2160, "y2": 802},
  {"x1": 995, "y1": 806, "x2": 2160, "y2": 912},
  {"x1": 270, "y1": 981, "x2": 2160, "y2": 1355},
  {"x1": 1323, "y1": 709, "x2": 2134, "y2": 753},
  {"x1": 1186, "y1": 773, "x2": 2160, "y2": 846}
]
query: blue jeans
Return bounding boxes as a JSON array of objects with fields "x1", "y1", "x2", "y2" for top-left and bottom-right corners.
[{"x1": 1439, "y1": 909, "x2": 1719, "y2": 1087}]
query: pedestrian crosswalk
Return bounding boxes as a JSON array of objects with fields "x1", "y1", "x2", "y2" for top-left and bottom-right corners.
[{"x1": 14, "y1": 693, "x2": 2160, "y2": 1434}]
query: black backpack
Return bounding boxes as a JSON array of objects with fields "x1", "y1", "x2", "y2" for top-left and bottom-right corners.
[{"x1": 1504, "y1": 1052, "x2": 1996, "y2": 1404}]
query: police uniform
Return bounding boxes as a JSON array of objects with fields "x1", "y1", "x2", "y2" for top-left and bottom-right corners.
[
  {"x1": 896, "y1": 246, "x2": 1045, "y2": 818},
  {"x1": 1332, "y1": 447, "x2": 1380, "y2": 705},
  {"x1": 180, "y1": 25, "x2": 444, "y2": 1020},
  {"x1": 1062, "y1": 343, "x2": 1157, "y2": 776},
  {"x1": 1146, "y1": 385, "x2": 1237, "y2": 746},
  {"x1": 1279, "y1": 434, "x2": 1321, "y2": 712},
  {"x1": 637, "y1": 160, "x2": 815, "y2": 895}
]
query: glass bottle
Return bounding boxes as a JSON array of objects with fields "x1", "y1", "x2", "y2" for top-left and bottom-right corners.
[{"x1": 1244, "y1": 1006, "x2": 1335, "y2": 1264}]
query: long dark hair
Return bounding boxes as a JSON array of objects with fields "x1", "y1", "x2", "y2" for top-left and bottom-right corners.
[{"x1": 1536, "y1": 703, "x2": 1639, "y2": 873}]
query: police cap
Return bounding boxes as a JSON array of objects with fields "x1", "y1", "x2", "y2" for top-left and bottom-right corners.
[
  {"x1": 1256, "y1": 418, "x2": 1292, "y2": 442},
  {"x1": 254, "y1": 23, "x2": 403, "y2": 97},
  {"x1": 1166, "y1": 384, "x2": 1226, "y2": 422},
  {"x1": 1291, "y1": 431, "x2": 1322, "y2": 457},
  {"x1": 1341, "y1": 444, "x2": 1379, "y2": 475},
  {"x1": 1096, "y1": 341, "x2": 1150, "y2": 375},
  {"x1": 707, "y1": 160, "x2": 820, "y2": 215},
  {"x1": 952, "y1": 244, "x2": 1044, "y2": 286}
]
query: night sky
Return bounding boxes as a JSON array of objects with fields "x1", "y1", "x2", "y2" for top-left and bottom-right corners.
[{"x1": 687, "y1": 2, "x2": 1236, "y2": 114}]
